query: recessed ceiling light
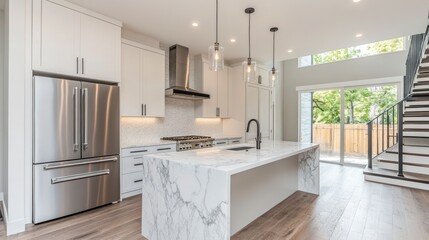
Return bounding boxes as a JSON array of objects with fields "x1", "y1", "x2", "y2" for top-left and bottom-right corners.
[
  {"x1": 192, "y1": 22, "x2": 199, "y2": 27},
  {"x1": 230, "y1": 39, "x2": 236, "y2": 43},
  {"x1": 288, "y1": 49, "x2": 293, "y2": 53},
  {"x1": 355, "y1": 33, "x2": 363, "y2": 38},
  {"x1": 353, "y1": 0, "x2": 361, "y2": 2}
]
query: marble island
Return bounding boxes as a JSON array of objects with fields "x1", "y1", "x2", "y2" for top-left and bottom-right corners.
[{"x1": 142, "y1": 141, "x2": 320, "y2": 240}]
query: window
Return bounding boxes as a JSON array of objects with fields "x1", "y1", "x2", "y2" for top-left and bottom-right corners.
[{"x1": 299, "y1": 37, "x2": 405, "y2": 67}]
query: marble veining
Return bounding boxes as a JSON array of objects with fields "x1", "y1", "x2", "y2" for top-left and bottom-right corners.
[
  {"x1": 146, "y1": 141, "x2": 319, "y2": 175},
  {"x1": 142, "y1": 141, "x2": 320, "y2": 240},
  {"x1": 298, "y1": 147, "x2": 320, "y2": 195},
  {"x1": 142, "y1": 157, "x2": 229, "y2": 240}
]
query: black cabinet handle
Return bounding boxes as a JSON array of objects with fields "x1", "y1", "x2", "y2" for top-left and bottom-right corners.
[
  {"x1": 130, "y1": 150, "x2": 148, "y2": 154},
  {"x1": 134, "y1": 179, "x2": 143, "y2": 183},
  {"x1": 157, "y1": 147, "x2": 172, "y2": 151},
  {"x1": 134, "y1": 163, "x2": 143, "y2": 166}
]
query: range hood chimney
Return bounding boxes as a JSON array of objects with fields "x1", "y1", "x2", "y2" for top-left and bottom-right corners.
[{"x1": 165, "y1": 45, "x2": 210, "y2": 100}]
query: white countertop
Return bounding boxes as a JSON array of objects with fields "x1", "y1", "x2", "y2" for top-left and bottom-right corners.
[
  {"x1": 122, "y1": 139, "x2": 176, "y2": 149},
  {"x1": 145, "y1": 141, "x2": 319, "y2": 175}
]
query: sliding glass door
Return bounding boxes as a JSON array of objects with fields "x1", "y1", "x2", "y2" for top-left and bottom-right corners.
[{"x1": 299, "y1": 83, "x2": 399, "y2": 165}]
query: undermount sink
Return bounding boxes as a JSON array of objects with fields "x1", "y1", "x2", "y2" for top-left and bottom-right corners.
[{"x1": 226, "y1": 146, "x2": 255, "y2": 151}]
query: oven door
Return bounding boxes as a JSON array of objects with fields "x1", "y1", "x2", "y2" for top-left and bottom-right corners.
[{"x1": 33, "y1": 156, "x2": 120, "y2": 224}]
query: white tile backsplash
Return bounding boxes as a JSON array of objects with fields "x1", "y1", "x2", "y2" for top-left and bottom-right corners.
[{"x1": 121, "y1": 98, "x2": 223, "y2": 148}]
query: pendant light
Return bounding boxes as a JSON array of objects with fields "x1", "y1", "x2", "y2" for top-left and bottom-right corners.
[
  {"x1": 208, "y1": 0, "x2": 224, "y2": 71},
  {"x1": 244, "y1": 7, "x2": 256, "y2": 82},
  {"x1": 270, "y1": 27, "x2": 279, "y2": 87}
]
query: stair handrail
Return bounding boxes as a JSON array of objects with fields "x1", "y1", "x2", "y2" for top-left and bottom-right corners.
[
  {"x1": 406, "y1": 27, "x2": 429, "y2": 95},
  {"x1": 366, "y1": 94, "x2": 411, "y2": 177}
]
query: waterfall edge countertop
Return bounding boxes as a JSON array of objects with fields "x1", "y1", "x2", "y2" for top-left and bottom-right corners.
[
  {"x1": 142, "y1": 140, "x2": 320, "y2": 240},
  {"x1": 145, "y1": 141, "x2": 319, "y2": 175}
]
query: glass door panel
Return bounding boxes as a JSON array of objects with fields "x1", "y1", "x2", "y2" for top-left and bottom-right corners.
[
  {"x1": 312, "y1": 90, "x2": 341, "y2": 163},
  {"x1": 344, "y1": 85, "x2": 397, "y2": 164}
]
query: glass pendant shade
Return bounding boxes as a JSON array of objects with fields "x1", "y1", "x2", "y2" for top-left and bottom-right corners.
[
  {"x1": 208, "y1": 43, "x2": 224, "y2": 71},
  {"x1": 270, "y1": 68, "x2": 277, "y2": 87},
  {"x1": 244, "y1": 58, "x2": 257, "y2": 82}
]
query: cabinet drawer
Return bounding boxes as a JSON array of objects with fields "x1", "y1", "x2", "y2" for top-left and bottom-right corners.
[
  {"x1": 228, "y1": 138, "x2": 242, "y2": 145},
  {"x1": 214, "y1": 140, "x2": 228, "y2": 146},
  {"x1": 122, "y1": 172, "x2": 144, "y2": 193},
  {"x1": 122, "y1": 144, "x2": 176, "y2": 157},
  {"x1": 122, "y1": 156, "x2": 144, "y2": 174}
]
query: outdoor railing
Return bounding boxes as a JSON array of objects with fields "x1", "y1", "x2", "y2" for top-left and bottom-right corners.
[{"x1": 367, "y1": 96, "x2": 410, "y2": 177}]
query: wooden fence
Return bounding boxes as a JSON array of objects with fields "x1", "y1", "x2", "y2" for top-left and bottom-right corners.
[{"x1": 313, "y1": 124, "x2": 397, "y2": 157}]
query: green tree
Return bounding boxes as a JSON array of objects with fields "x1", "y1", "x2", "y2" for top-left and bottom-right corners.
[
  {"x1": 313, "y1": 47, "x2": 361, "y2": 64},
  {"x1": 312, "y1": 86, "x2": 397, "y2": 124},
  {"x1": 367, "y1": 38, "x2": 404, "y2": 54}
]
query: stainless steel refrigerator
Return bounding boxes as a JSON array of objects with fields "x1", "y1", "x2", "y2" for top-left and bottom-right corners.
[{"x1": 33, "y1": 76, "x2": 120, "y2": 224}]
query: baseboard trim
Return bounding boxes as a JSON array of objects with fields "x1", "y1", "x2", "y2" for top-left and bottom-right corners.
[
  {"x1": 365, "y1": 175, "x2": 429, "y2": 191},
  {"x1": 6, "y1": 218, "x2": 26, "y2": 236},
  {"x1": 0, "y1": 192, "x2": 26, "y2": 236}
]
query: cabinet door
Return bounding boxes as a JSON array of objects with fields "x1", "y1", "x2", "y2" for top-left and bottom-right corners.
[
  {"x1": 257, "y1": 67, "x2": 270, "y2": 87},
  {"x1": 217, "y1": 67, "x2": 229, "y2": 118},
  {"x1": 259, "y1": 88, "x2": 272, "y2": 140},
  {"x1": 141, "y1": 49, "x2": 166, "y2": 117},
  {"x1": 246, "y1": 85, "x2": 259, "y2": 140},
  {"x1": 37, "y1": 0, "x2": 80, "y2": 76},
  {"x1": 203, "y1": 63, "x2": 218, "y2": 117},
  {"x1": 80, "y1": 14, "x2": 120, "y2": 82},
  {"x1": 121, "y1": 43, "x2": 142, "y2": 116}
]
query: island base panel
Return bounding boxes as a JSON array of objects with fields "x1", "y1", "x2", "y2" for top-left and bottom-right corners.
[{"x1": 230, "y1": 156, "x2": 298, "y2": 235}]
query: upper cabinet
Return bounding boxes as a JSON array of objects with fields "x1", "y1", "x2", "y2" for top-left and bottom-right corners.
[
  {"x1": 32, "y1": 0, "x2": 122, "y2": 83},
  {"x1": 245, "y1": 65, "x2": 271, "y2": 87},
  {"x1": 194, "y1": 55, "x2": 229, "y2": 118},
  {"x1": 121, "y1": 40, "x2": 166, "y2": 117}
]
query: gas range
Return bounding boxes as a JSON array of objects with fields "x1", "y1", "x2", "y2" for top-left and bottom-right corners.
[{"x1": 161, "y1": 135, "x2": 214, "y2": 151}]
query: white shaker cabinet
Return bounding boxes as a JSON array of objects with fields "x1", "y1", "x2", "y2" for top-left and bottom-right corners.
[
  {"x1": 33, "y1": 0, "x2": 122, "y2": 83},
  {"x1": 245, "y1": 84, "x2": 273, "y2": 141},
  {"x1": 121, "y1": 40, "x2": 166, "y2": 117},
  {"x1": 195, "y1": 55, "x2": 229, "y2": 118},
  {"x1": 80, "y1": 14, "x2": 121, "y2": 82}
]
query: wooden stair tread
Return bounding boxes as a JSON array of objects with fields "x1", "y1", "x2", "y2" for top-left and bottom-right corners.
[{"x1": 364, "y1": 166, "x2": 429, "y2": 184}]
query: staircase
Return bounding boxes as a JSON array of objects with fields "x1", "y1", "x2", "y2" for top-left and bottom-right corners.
[{"x1": 364, "y1": 27, "x2": 429, "y2": 190}]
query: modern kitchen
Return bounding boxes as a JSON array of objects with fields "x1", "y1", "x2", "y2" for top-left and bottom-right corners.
[{"x1": 2, "y1": 0, "x2": 429, "y2": 239}]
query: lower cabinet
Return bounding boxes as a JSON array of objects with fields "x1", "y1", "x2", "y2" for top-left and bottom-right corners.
[
  {"x1": 121, "y1": 144, "x2": 176, "y2": 199},
  {"x1": 213, "y1": 138, "x2": 242, "y2": 146}
]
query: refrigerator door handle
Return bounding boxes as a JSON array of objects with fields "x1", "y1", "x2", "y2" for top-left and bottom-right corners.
[
  {"x1": 43, "y1": 157, "x2": 118, "y2": 170},
  {"x1": 51, "y1": 169, "x2": 110, "y2": 184},
  {"x1": 82, "y1": 88, "x2": 88, "y2": 150},
  {"x1": 73, "y1": 87, "x2": 79, "y2": 151}
]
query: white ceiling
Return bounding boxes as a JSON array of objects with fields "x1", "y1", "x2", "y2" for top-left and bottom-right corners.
[{"x1": 68, "y1": 0, "x2": 429, "y2": 64}]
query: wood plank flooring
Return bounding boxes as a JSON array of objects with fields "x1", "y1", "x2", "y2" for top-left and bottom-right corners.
[{"x1": 1, "y1": 163, "x2": 429, "y2": 240}]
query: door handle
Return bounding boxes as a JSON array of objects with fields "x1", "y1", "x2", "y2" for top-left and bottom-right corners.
[
  {"x1": 51, "y1": 169, "x2": 110, "y2": 184},
  {"x1": 141, "y1": 104, "x2": 144, "y2": 116},
  {"x1": 73, "y1": 87, "x2": 79, "y2": 151},
  {"x1": 144, "y1": 104, "x2": 147, "y2": 116},
  {"x1": 44, "y1": 157, "x2": 118, "y2": 170},
  {"x1": 216, "y1": 107, "x2": 220, "y2": 117},
  {"x1": 76, "y1": 57, "x2": 79, "y2": 74},
  {"x1": 82, "y1": 88, "x2": 88, "y2": 150},
  {"x1": 82, "y1": 58, "x2": 85, "y2": 74}
]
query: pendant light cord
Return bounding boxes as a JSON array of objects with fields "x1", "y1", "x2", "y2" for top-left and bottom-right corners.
[
  {"x1": 248, "y1": 12, "x2": 251, "y2": 59},
  {"x1": 272, "y1": 31, "x2": 275, "y2": 69},
  {"x1": 216, "y1": 0, "x2": 218, "y2": 43}
]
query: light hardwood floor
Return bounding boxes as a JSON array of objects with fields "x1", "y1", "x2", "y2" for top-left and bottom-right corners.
[{"x1": 1, "y1": 163, "x2": 429, "y2": 240}]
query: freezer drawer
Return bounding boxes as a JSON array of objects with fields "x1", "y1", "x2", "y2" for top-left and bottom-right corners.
[{"x1": 33, "y1": 156, "x2": 120, "y2": 224}]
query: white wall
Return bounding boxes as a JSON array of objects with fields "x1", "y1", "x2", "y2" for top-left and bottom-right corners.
[
  {"x1": 282, "y1": 51, "x2": 408, "y2": 141},
  {"x1": 0, "y1": 9, "x2": 5, "y2": 197},
  {"x1": 3, "y1": 0, "x2": 31, "y2": 234}
]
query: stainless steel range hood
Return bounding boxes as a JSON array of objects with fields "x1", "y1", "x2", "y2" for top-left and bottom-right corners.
[{"x1": 165, "y1": 45, "x2": 210, "y2": 100}]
